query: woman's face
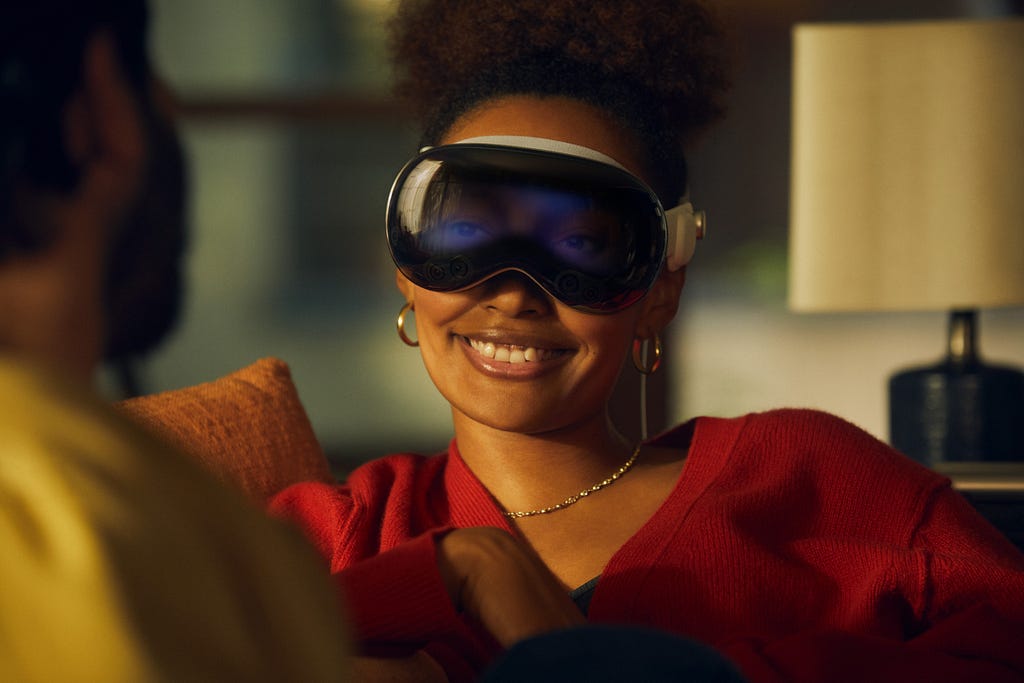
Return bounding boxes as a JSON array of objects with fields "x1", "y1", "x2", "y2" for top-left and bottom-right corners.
[{"x1": 396, "y1": 95, "x2": 684, "y2": 435}]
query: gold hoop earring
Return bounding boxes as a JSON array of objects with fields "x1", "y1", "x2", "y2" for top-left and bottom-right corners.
[
  {"x1": 396, "y1": 302, "x2": 419, "y2": 347},
  {"x1": 632, "y1": 335, "x2": 662, "y2": 375}
]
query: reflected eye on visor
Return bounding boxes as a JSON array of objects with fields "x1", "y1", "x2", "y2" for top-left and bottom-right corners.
[{"x1": 385, "y1": 141, "x2": 670, "y2": 313}]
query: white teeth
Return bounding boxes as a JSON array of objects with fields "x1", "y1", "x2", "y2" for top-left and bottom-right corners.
[{"x1": 468, "y1": 338, "x2": 553, "y2": 363}]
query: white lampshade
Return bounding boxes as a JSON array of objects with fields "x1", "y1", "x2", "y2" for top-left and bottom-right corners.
[{"x1": 788, "y1": 18, "x2": 1024, "y2": 313}]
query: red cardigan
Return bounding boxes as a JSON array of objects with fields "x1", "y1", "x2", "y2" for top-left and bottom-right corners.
[{"x1": 270, "y1": 409, "x2": 1024, "y2": 682}]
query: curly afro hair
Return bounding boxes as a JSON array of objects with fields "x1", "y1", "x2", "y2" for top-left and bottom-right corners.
[{"x1": 387, "y1": 0, "x2": 731, "y2": 202}]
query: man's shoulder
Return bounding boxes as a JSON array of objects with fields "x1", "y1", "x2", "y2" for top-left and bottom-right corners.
[
  {"x1": 0, "y1": 354, "x2": 300, "y2": 555},
  {"x1": 0, "y1": 356, "x2": 151, "y2": 475},
  {"x1": 0, "y1": 355, "x2": 353, "y2": 680}
]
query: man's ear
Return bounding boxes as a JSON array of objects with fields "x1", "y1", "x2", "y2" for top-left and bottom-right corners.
[
  {"x1": 62, "y1": 30, "x2": 146, "y2": 222},
  {"x1": 395, "y1": 269, "x2": 416, "y2": 302},
  {"x1": 635, "y1": 266, "x2": 686, "y2": 339}
]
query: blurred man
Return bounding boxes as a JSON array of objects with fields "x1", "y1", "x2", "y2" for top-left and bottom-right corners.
[{"x1": 1, "y1": 2, "x2": 351, "y2": 679}]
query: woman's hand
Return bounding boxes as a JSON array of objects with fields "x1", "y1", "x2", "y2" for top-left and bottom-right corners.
[{"x1": 436, "y1": 526, "x2": 586, "y2": 646}]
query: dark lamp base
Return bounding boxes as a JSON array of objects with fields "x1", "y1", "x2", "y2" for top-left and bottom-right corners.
[{"x1": 889, "y1": 361, "x2": 1024, "y2": 465}]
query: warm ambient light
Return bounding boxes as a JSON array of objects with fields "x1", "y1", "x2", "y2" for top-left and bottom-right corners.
[{"x1": 788, "y1": 17, "x2": 1024, "y2": 465}]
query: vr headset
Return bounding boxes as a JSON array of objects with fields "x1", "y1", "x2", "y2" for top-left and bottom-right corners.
[{"x1": 386, "y1": 135, "x2": 705, "y2": 313}]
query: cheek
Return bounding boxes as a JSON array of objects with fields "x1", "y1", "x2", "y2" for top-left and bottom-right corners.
[
  {"x1": 408, "y1": 291, "x2": 471, "y2": 376},
  {"x1": 567, "y1": 313, "x2": 641, "y2": 391},
  {"x1": 410, "y1": 290, "x2": 464, "y2": 337},
  {"x1": 589, "y1": 331, "x2": 634, "y2": 382},
  {"x1": 571, "y1": 308, "x2": 642, "y2": 356}
]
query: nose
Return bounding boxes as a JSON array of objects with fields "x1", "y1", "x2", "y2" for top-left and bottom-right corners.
[{"x1": 475, "y1": 270, "x2": 554, "y2": 317}]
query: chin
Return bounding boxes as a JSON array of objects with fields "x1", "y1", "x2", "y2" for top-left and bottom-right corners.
[{"x1": 455, "y1": 400, "x2": 577, "y2": 436}]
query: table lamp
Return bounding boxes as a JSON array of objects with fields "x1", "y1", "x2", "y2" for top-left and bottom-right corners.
[{"x1": 788, "y1": 18, "x2": 1024, "y2": 465}]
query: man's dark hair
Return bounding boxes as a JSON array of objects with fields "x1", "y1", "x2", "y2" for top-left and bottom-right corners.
[
  {"x1": 1, "y1": 0, "x2": 150, "y2": 257},
  {"x1": 0, "y1": 0, "x2": 185, "y2": 369}
]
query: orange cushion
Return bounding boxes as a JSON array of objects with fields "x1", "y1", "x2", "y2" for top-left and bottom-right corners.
[{"x1": 116, "y1": 358, "x2": 334, "y2": 503}]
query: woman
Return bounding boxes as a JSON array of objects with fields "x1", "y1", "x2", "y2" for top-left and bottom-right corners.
[{"x1": 270, "y1": 1, "x2": 1024, "y2": 681}]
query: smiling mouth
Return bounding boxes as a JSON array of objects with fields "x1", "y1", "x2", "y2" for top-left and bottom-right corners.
[{"x1": 464, "y1": 336, "x2": 566, "y2": 364}]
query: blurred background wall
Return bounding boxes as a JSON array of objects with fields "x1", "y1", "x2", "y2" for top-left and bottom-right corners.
[{"x1": 128, "y1": 0, "x2": 1024, "y2": 467}]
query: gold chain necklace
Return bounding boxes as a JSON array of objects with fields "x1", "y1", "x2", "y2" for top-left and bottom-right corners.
[{"x1": 503, "y1": 444, "x2": 642, "y2": 520}]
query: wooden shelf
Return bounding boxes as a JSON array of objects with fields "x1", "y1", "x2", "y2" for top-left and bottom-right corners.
[
  {"x1": 934, "y1": 462, "x2": 1024, "y2": 494},
  {"x1": 933, "y1": 463, "x2": 1024, "y2": 552}
]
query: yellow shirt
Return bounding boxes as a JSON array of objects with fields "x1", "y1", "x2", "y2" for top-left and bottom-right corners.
[{"x1": 0, "y1": 356, "x2": 351, "y2": 682}]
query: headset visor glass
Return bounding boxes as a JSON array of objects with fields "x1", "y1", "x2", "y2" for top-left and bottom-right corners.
[{"x1": 386, "y1": 144, "x2": 668, "y2": 313}]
